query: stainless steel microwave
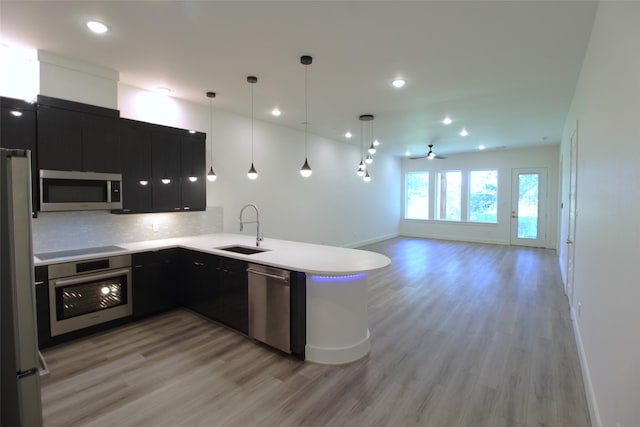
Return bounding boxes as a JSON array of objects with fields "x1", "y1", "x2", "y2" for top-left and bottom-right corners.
[{"x1": 40, "y1": 170, "x2": 122, "y2": 212}]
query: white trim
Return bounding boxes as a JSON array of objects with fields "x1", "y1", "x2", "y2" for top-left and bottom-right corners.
[
  {"x1": 570, "y1": 306, "x2": 602, "y2": 427},
  {"x1": 305, "y1": 329, "x2": 371, "y2": 365},
  {"x1": 343, "y1": 232, "x2": 399, "y2": 249}
]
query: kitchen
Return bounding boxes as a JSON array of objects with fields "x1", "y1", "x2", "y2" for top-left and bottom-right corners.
[{"x1": 4, "y1": 1, "x2": 639, "y2": 426}]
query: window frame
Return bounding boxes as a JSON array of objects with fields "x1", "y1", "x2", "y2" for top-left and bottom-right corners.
[
  {"x1": 467, "y1": 169, "x2": 499, "y2": 224},
  {"x1": 404, "y1": 171, "x2": 430, "y2": 220}
]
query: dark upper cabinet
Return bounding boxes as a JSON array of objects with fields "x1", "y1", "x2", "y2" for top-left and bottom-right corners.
[
  {"x1": 119, "y1": 119, "x2": 206, "y2": 214},
  {"x1": 1, "y1": 97, "x2": 39, "y2": 214},
  {"x1": 120, "y1": 119, "x2": 153, "y2": 213},
  {"x1": 83, "y1": 113, "x2": 121, "y2": 173},
  {"x1": 151, "y1": 129, "x2": 182, "y2": 212},
  {"x1": 37, "y1": 95, "x2": 120, "y2": 173},
  {"x1": 180, "y1": 133, "x2": 206, "y2": 211}
]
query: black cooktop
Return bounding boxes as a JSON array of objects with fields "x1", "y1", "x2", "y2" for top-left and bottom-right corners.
[{"x1": 35, "y1": 245, "x2": 126, "y2": 261}]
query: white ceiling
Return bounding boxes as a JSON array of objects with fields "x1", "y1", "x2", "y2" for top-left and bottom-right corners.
[{"x1": 0, "y1": 1, "x2": 597, "y2": 157}]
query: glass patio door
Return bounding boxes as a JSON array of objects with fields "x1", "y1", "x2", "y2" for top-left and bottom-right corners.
[{"x1": 511, "y1": 168, "x2": 547, "y2": 247}]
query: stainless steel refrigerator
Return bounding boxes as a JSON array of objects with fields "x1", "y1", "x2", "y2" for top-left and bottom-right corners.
[{"x1": 1, "y1": 148, "x2": 43, "y2": 426}]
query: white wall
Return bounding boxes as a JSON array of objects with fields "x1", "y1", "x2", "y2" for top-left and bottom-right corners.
[
  {"x1": 38, "y1": 51, "x2": 119, "y2": 109},
  {"x1": 558, "y1": 2, "x2": 640, "y2": 426},
  {"x1": 118, "y1": 83, "x2": 401, "y2": 247},
  {"x1": 400, "y1": 145, "x2": 559, "y2": 248}
]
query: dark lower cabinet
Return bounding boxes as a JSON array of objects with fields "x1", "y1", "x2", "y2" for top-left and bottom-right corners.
[
  {"x1": 35, "y1": 249, "x2": 301, "y2": 357},
  {"x1": 180, "y1": 250, "x2": 248, "y2": 334},
  {"x1": 34, "y1": 266, "x2": 51, "y2": 349},
  {"x1": 132, "y1": 249, "x2": 179, "y2": 318},
  {"x1": 180, "y1": 250, "x2": 220, "y2": 319},
  {"x1": 217, "y1": 257, "x2": 249, "y2": 334}
]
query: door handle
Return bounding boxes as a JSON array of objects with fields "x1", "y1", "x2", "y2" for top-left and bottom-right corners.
[
  {"x1": 566, "y1": 239, "x2": 573, "y2": 244},
  {"x1": 511, "y1": 210, "x2": 518, "y2": 219}
]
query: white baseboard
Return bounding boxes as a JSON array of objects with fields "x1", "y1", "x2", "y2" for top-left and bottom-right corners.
[
  {"x1": 345, "y1": 232, "x2": 399, "y2": 249},
  {"x1": 570, "y1": 306, "x2": 602, "y2": 427},
  {"x1": 398, "y1": 231, "x2": 507, "y2": 246}
]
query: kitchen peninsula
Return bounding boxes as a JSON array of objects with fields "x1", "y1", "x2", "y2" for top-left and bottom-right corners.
[{"x1": 34, "y1": 233, "x2": 391, "y2": 364}]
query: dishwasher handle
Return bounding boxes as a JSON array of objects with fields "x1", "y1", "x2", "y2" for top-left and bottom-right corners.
[{"x1": 247, "y1": 268, "x2": 289, "y2": 283}]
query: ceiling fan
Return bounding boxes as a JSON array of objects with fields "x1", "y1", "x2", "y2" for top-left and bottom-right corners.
[{"x1": 410, "y1": 144, "x2": 448, "y2": 160}]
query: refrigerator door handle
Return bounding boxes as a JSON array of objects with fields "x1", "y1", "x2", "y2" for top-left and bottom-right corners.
[{"x1": 38, "y1": 351, "x2": 50, "y2": 379}]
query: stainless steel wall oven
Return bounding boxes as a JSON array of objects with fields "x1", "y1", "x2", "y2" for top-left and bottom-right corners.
[{"x1": 48, "y1": 255, "x2": 132, "y2": 336}]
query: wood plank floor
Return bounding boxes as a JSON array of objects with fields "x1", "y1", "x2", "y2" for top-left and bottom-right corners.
[{"x1": 40, "y1": 237, "x2": 591, "y2": 426}]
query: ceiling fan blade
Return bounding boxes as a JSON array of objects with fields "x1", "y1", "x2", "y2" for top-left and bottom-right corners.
[
  {"x1": 434, "y1": 155, "x2": 448, "y2": 159},
  {"x1": 409, "y1": 155, "x2": 428, "y2": 159}
]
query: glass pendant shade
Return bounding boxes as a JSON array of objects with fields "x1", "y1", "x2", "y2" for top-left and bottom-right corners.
[
  {"x1": 207, "y1": 166, "x2": 217, "y2": 182},
  {"x1": 365, "y1": 153, "x2": 373, "y2": 164},
  {"x1": 300, "y1": 158, "x2": 312, "y2": 177},
  {"x1": 368, "y1": 143, "x2": 376, "y2": 155},
  {"x1": 248, "y1": 163, "x2": 258, "y2": 180},
  {"x1": 363, "y1": 170, "x2": 371, "y2": 182}
]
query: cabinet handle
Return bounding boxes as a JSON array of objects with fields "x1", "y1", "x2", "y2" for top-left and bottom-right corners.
[
  {"x1": 134, "y1": 265, "x2": 144, "y2": 268},
  {"x1": 34, "y1": 281, "x2": 45, "y2": 286},
  {"x1": 193, "y1": 261, "x2": 205, "y2": 266}
]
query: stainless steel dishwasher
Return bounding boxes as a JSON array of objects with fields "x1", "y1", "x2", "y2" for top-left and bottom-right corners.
[{"x1": 247, "y1": 264, "x2": 291, "y2": 353}]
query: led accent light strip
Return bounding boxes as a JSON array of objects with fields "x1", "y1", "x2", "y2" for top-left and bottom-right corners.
[{"x1": 311, "y1": 273, "x2": 367, "y2": 282}]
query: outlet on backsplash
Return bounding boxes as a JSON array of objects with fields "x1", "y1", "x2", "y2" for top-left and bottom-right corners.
[{"x1": 152, "y1": 222, "x2": 160, "y2": 232}]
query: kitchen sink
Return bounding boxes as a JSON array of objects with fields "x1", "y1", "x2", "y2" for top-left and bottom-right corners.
[{"x1": 215, "y1": 245, "x2": 270, "y2": 255}]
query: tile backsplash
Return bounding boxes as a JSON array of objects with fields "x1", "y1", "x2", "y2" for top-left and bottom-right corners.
[{"x1": 32, "y1": 207, "x2": 223, "y2": 253}]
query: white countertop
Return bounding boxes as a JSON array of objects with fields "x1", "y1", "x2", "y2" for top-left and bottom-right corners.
[{"x1": 34, "y1": 233, "x2": 391, "y2": 275}]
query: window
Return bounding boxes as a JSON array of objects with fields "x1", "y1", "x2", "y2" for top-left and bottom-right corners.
[
  {"x1": 405, "y1": 172, "x2": 429, "y2": 219},
  {"x1": 435, "y1": 171, "x2": 461, "y2": 221},
  {"x1": 469, "y1": 170, "x2": 498, "y2": 223}
]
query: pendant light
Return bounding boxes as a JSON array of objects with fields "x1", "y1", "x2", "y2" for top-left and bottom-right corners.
[
  {"x1": 247, "y1": 76, "x2": 258, "y2": 180},
  {"x1": 363, "y1": 170, "x2": 371, "y2": 182},
  {"x1": 368, "y1": 118, "x2": 377, "y2": 154},
  {"x1": 300, "y1": 55, "x2": 313, "y2": 178},
  {"x1": 358, "y1": 114, "x2": 373, "y2": 175},
  {"x1": 206, "y1": 91, "x2": 217, "y2": 182},
  {"x1": 357, "y1": 116, "x2": 365, "y2": 176}
]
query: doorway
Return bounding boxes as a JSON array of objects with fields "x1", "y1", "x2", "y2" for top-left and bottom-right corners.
[
  {"x1": 511, "y1": 168, "x2": 548, "y2": 247},
  {"x1": 565, "y1": 123, "x2": 578, "y2": 305}
]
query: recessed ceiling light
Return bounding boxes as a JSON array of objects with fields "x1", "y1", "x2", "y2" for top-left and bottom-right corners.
[
  {"x1": 154, "y1": 86, "x2": 172, "y2": 95},
  {"x1": 442, "y1": 116, "x2": 452, "y2": 125},
  {"x1": 345, "y1": 131, "x2": 352, "y2": 139},
  {"x1": 10, "y1": 110, "x2": 23, "y2": 117},
  {"x1": 392, "y1": 78, "x2": 406, "y2": 88},
  {"x1": 460, "y1": 128, "x2": 468, "y2": 137},
  {"x1": 478, "y1": 145, "x2": 485, "y2": 150},
  {"x1": 86, "y1": 20, "x2": 109, "y2": 34},
  {"x1": 271, "y1": 108, "x2": 281, "y2": 117}
]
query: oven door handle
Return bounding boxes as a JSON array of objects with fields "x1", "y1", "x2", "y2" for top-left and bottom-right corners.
[{"x1": 52, "y1": 268, "x2": 131, "y2": 288}]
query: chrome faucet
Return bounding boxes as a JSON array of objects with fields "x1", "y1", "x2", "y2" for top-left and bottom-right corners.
[{"x1": 239, "y1": 203, "x2": 263, "y2": 246}]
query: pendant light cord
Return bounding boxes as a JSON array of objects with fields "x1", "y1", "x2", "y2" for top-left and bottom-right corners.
[
  {"x1": 304, "y1": 63, "x2": 308, "y2": 158},
  {"x1": 210, "y1": 97, "x2": 213, "y2": 165},
  {"x1": 251, "y1": 82, "x2": 254, "y2": 163}
]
